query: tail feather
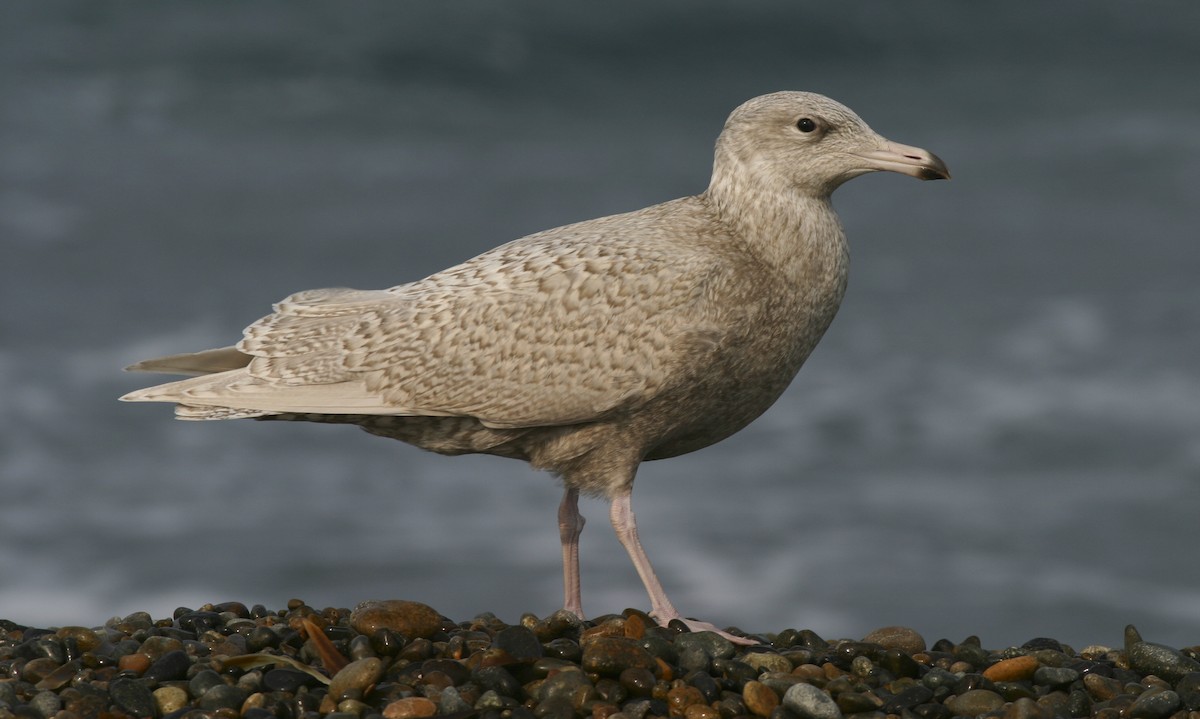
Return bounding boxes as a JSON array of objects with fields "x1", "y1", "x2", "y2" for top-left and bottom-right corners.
[{"x1": 125, "y1": 346, "x2": 252, "y2": 376}]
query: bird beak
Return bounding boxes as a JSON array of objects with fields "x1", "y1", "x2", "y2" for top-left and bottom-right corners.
[{"x1": 854, "y1": 139, "x2": 951, "y2": 181}]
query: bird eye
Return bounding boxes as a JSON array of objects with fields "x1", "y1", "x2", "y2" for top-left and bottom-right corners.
[{"x1": 796, "y1": 117, "x2": 817, "y2": 133}]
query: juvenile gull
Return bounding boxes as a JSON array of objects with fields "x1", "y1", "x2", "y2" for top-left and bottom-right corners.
[{"x1": 122, "y1": 91, "x2": 948, "y2": 643}]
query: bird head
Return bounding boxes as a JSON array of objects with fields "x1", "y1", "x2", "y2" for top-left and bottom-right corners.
[{"x1": 712, "y1": 91, "x2": 950, "y2": 198}]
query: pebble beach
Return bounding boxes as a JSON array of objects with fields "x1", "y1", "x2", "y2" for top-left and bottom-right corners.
[{"x1": 3, "y1": 600, "x2": 1199, "y2": 719}]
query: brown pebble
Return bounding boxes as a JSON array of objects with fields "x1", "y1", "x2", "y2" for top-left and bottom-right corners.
[
  {"x1": 241, "y1": 693, "x2": 267, "y2": 713},
  {"x1": 667, "y1": 682, "x2": 706, "y2": 714},
  {"x1": 350, "y1": 600, "x2": 443, "y2": 640},
  {"x1": 54, "y1": 626, "x2": 102, "y2": 653},
  {"x1": 21, "y1": 657, "x2": 60, "y2": 684},
  {"x1": 862, "y1": 626, "x2": 927, "y2": 654},
  {"x1": 743, "y1": 652, "x2": 793, "y2": 674},
  {"x1": 742, "y1": 680, "x2": 779, "y2": 717},
  {"x1": 582, "y1": 637, "x2": 659, "y2": 677},
  {"x1": 328, "y1": 657, "x2": 384, "y2": 701},
  {"x1": 821, "y1": 661, "x2": 846, "y2": 680},
  {"x1": 582, "y1": 619, "x2": 627, "y2": 641},
  {"x1": 983, "y1": 655, "x2": 1039, "y2": 682},
  {"x1": 593, "y1": 702, "x2": 621, "y2": 719},
  {"x1": 683, "y1": 704, "x2": 719, "y2": 719},
  {"x1": 946, "y1": 689, "x2": 1005, "y2": 716},
  {"x1": 382, "y1": 697, "x2": 438, "y2": 719},
  {"x1": 792, "y1": 664, "x2": 826, "y2": 685},
  {"x1": 34, "y1": 661, "x2": 82, "y2": 691},
  {"x1": 1084, "y1": 672, "x2": 1123, "y2": 701},
  {"x1": 624, "y1": 613, "x2": 646, "y2": 640}
]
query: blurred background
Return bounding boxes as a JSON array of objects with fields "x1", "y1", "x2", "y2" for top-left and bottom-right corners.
[{"x1": 2, "y1": 1, "x2": 1199, "y2": 649}]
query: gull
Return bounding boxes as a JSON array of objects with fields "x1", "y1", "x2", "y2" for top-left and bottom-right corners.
[{"x1": 122, "y1": 91, "x2": 949, "y2": 644}]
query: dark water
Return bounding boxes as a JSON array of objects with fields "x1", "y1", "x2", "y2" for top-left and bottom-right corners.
[{"x1": 3, "y1": 1, "x2": 1199, "y2": 649}]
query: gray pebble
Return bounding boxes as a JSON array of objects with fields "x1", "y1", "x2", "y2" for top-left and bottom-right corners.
[
  {"x1": 1128, "y1": 641, "x2": 1200, "y2": 682},
  {"x1": 1128, "y1": 689, "x2": 1181, "y2": 719},
  {"x1": 109, "y1": 677, "x2": 157, "y2": 718},
  {"x1": 1033, "y1": 665, "x2": 1079, "y2": 687},
  {"x1": 143, "y1": 649, "x2": 191, "y2": 683},
  {"x1": 29, "y1": 691, "x2": 62, "y2": 719},
  {"x1": 675, "y1": 632, "x2": 736, "y2": 660},
  {"x1": 678, "y1": 646, "x2": 712, "y2": 673},
  {"x1": 439, "y1": 686, "x2": 471, "y2": 714},
  {"x1": 493, "y1": 626, "x2": 543, "y2": 662},
  {"x1": 1176, "y1": 672, "x2": 1200, "y2": 711},
  {"x1": 198, "y1": 684, "x2": 249, "y2": 711},
  {"x1": 782, "y1": 683, "x2": 842, "y2": 719}
]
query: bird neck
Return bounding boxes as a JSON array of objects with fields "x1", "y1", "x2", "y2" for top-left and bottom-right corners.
[{"x1": 703, "y1": 163, "x2": 847, "y2": 279}]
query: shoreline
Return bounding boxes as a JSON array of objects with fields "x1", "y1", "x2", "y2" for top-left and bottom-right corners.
[{"x1": 3, "y1": 599, "x2": 1199, "y2": 719}]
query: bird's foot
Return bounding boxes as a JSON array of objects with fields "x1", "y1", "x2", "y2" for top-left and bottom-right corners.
[{"x1": 653, "y1": 612, "x2": 757, "y2": 646}]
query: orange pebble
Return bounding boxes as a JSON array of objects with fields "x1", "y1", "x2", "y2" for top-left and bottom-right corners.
[
  {"x1": 117, "y1": 653, "x2": 150, "y2": 675},
  {"x1": 982, "y1": 655, "x2": 1039, "y2": 682}
]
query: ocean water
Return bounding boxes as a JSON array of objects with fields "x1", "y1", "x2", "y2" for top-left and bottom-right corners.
[{"x1": 2, "y1": 1, "x2": 1199, "y2": 650}]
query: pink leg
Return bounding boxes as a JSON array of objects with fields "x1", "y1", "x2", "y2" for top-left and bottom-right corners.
[
  {"x1": 558, "y1": 487, "x2": 585, "y2": 618},
  {"x1": 609, "y1": 489, "x2": 754, "y2": 645}
]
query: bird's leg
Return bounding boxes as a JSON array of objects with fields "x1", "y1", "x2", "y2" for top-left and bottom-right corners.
[
  {"x1": 558, "y1": 487, "x2": 585, "y2": 619},
  {"x1": 608, "y1": 490, "x2": 754, "y2": 645}
]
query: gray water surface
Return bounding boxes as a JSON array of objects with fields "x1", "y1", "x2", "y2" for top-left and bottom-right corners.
[{"x1": 2, "y1": 1, "x2": 1199, "y2": 649}]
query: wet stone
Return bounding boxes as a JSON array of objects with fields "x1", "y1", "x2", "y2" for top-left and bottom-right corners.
[
  {"x1": 189, "y1": 669, "x2": 227, "y2": 697},
  {"x1": 676, "y1": 645, "x2": 710, "y2": 674},
  {"x1": 984, "y1": 655, "x2": 1039, "y2": 682},
  {"x1": 538, "y1": 669, "x2": 592, "y2": 703},
  {"x1": 177, "y1": 612, "x2": 223, "y2": 636},
  {"x1": 880, "y1": 648, "x2": 921, "y2": 679},
  {"x1": 144, "y1": 649, "x2": 191, "y2": 683},
  {"x1": 1083, "y1": 672, "x2": 1123, "y2": 701},
  {"x1": 493, "y1": 626, "x2": 543, "y2": 662},
  {"x1": 29, "y1": 691, "x2": 62, "y2": 719},
  {"x1": 382, "y1": 697, "x2": 438, "y2": 719},
  {"x1": 685, "y1": 671, "x2": 720, "y2": 703},
  {"x1": 1175, "y1": 672, "x2": 1200, "y2": 710},
  {"x1": 945, "y1": 689, "x2": 1004, "y2": 716},
  {"x1": 139, "y1": 635, "x2": 185, "y2": 661},
  {"x1": 1022, "y1": 638, "x2": 1064, "y2": 653},
  {"x1": 109, "y1": 677, "x2": 157, "y2": 718},
  {"x1": 743, "y1": 652, "x2": 792, "y2": 674},
  {"x1": 246, "y1": 627, "x2": 280, "y2": 652},
  {"x1": 1128, "y1": 689, "x2": 1181, "y2": 719},
  {"x1": 884, "y1": 685, "x2": 933, "y2": 713},
  {"x1": 154, "y1": 685, "x2": 189, "y2": 715},
  {"x1": 674, "y1": 632, "x2": 736, "y2": 661},
  {"x1": 419, "y1": 658, "x2": 470, "y2": 686},
  {"x1": 994, "y1": 681, "x2": 1037, "y2": 702},
  {"x1": 713, "y1": 657, "x2": 758, "y2": 687},
  {"x1": 198, "y1": 684, "x2": 248, "y2": 711},
  {"x1": 837, "y1": 691, "x2": 882, "y2": 714},
  {"x1": 741, "y1": 680, "x2": 779, "y2": 717},
  {"x1": 350, "y1": 600, "x2": 443, "y2": 640},
  {"x1": 862, "y1": 626, "x2": 926, "y2": 654},
  {"x1": 264, "y1": 667, "x2": 319, "y2": 692},
  {"x1": 619, "y1": 667, "x2": 657, "y2": 697},
  {"x1": 582, "y1": 637, "x2": 658, "y2": 677},
  {"x1": 473, "y1": 665, "x2": 521, "y2": 697},
  {"x1": 782, "y1": 683, "x2": 841, "y2": 719},
  {"x1": 535, "y1": 637, "x2": 576, "y2": 662},
  {"x1": 921, "y1": 668, "x2": 959, "y2": 691},
  {"x1": 1033, "y1": 665, "x2": 1079, "y2": 687},
  {"x1": 328, "y1": 658, "x2": 384, "y2": 702},
  {"x1": 1127, "y1": 641, "x2": 1200, "y2": 682}
]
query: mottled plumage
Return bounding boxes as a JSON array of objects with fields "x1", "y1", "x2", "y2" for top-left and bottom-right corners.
[{"x1": 123, "y1": 92, "x2": 948, "y2": 642}]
